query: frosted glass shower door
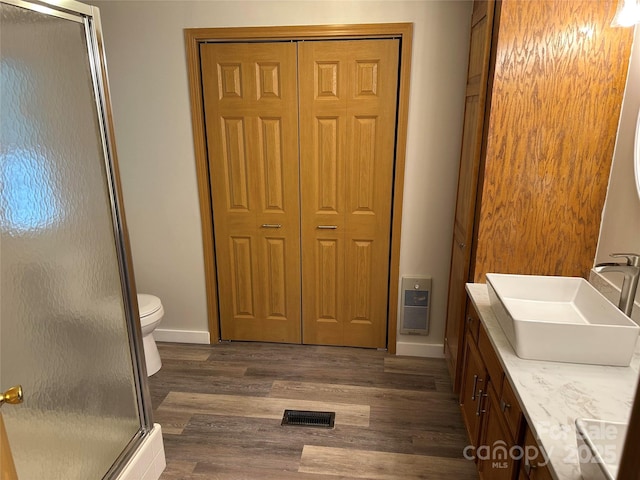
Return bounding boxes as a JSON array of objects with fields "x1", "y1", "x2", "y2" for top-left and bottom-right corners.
[{"x1": 0, "y1": 1, "x2": 148, "y2": 479}]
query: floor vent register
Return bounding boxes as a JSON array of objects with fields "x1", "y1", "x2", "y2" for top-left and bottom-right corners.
[{"x1": 281, "y1": 409, "x2": 335, "y2": 428}]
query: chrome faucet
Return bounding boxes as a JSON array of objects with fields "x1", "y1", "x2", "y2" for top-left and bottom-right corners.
[{"x1": 594, "y1": 253, "x2": 640, "y2": 317}]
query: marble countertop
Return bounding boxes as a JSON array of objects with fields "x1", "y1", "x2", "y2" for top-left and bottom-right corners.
[{"x1": 466, "y1": 283, "x2": 640, "y2": 480}]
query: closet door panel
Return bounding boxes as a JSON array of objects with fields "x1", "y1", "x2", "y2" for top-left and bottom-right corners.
[
  {"x1": 228, "y1": 235, "x2": 258, "y2": 318},
  {"x1": 307, "y1": 235, "x2": 345, "y2": 345},
  {"x1": 299, "y1": 42, "x2": 347, "y2": 346},
  {"x1": 201, "y1": 42, "x2": 301, "y2": 343},
  {"x1": 257, "y1": 117, "x2": 286, "y2": 212},
  {"x1": 300, "y1": 39, "x2": 399, "y2": 348}
]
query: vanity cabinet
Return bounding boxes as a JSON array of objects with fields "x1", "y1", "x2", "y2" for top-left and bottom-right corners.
[
  {"x1": 460, "y1": 303, "x2": 525, "y2": 479},
  {"x1": 461, "y1": 302, "x2": 555, "y2": 480},
  {"x1": 445, "y1": 0, "x2": 635, "y2": 392}
]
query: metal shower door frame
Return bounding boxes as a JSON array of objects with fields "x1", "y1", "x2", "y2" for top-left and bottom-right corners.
[{"x1": 1, "y1": 0, "x2": 154, "y2": 477}]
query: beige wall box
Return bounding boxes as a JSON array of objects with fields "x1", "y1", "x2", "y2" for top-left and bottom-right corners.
[{"x1": 400, "y1": 277, "x2": 431, "y2": 335}]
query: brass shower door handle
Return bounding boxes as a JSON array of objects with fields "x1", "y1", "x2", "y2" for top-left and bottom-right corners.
[{"x1": 0, "y1": 386, "x2": 23, "y2": 408}]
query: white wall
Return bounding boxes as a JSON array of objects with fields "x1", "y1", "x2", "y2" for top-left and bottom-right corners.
[
  {"x1": 594, "y1": 25, "x2": 640, "y2": 315},
  {"x1": 92, "y1": 0, "x2": 472, "y2": 353}
]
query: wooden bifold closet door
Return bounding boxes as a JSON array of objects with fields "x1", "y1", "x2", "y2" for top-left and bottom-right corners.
[
  {"x1": 200, "y1": 42, "x2": 301, "y2": 344},
  {"x1": 200, "y1": 39, "x2": 399, "y2": 348}
]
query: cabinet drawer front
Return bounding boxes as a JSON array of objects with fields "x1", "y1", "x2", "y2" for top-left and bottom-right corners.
[
  {"x1": 500, "y1": 377, "x2": 523, "y2": 441},
  {"x1": 478, "y1": 324, "x2": 504, "y2": 395}
]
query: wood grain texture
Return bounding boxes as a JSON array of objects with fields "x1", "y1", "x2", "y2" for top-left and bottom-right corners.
[
  {"x1": 268, "y1": 380, "x2": 446, "y2": 407},
  {"x1": 151, "y1": 342, "x2": 476, "y2": 479},
  {"x1": 299, "y1": 446, "x2": 477, "y2": 479},
  {"x1": 201, "y1": 42, "x2": 302, "y2": 343},
  {"x1": 384, "y1": 355, "x2": 454, "y2": 392},
  {"x1": 444, "y1": 0, "x2": 496, "y2": 394},
  {"x1": 184, "y1": 24, "x2": 413, "y2": 352},
  {"x1": 159, "y1": 391, "x2": 371, "y2": 427},
  {"x1": 299, "y1": 40, "x2": 398, "y2": 348},
  {"x1": 473, "y1": 0, "x2": 634, "y2": 281},
  {"x1": 184, "y1": 28, "x2": 221, "y2": 343},
  {"x1": 159, "y1": 460, "x2": 197, "y2": 478}
]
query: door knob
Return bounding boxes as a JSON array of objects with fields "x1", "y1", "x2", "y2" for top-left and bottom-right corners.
[{"x1": 0, "y1": 385, "x2": 23, "y2": 408}]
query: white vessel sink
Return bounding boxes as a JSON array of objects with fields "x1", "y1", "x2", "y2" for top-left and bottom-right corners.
[
  {"x1": 575, "y1": 418, "x2": 627, "y2": 480},
  {"x1": 486, "y1": 273, "x2": 639, "y2": 366}
]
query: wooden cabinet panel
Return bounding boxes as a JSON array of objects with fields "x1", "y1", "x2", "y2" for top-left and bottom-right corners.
[
  {"x1": 444, "y1": 0, "x2": 495, "y2": 392},
  {"x1": 467, "y1": 311, "x2": 520, "y2": 479},
  {"x1": 478, "y1": 383, "x2": 518, "y2": 480},
  {"x1": 454, "y1": 95, "x2": 482, "y2": 237},
  {"x1": 464, "y1": 293, "x2": 552, "y2": 480},
  {"x1": 521, "y1": 424, "x2": 554, "y2": 480},
  {"x1": 472, "y1": 0, "x2": 634, "y2": 282},
  {"x1": 526, "y1": 463, "x2": 553, "y2": 480},
  {"x1": 500, "y1": 377, "x2": 523, "y2": 442},
  {"x1": 444, "y1": 228, "x2": 468, "y2": 389},
  {"x1": 460, "y1": 332, "x2": 488, "y2": 445},
  {"x1": 466, "y1": 299, "x2": 480, "y2": 342},
  {"x1": 445, "y1": 0, "x2": 634, "y2": 398},
  {"x1": 478, "y1": 323, "x2": 504, "y2": 395}
]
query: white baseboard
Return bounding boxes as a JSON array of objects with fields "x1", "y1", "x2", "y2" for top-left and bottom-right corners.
[
  {"x1": 153, "y1": 328, "x2": 210, "y2": 344},
  {"x1": 396, "y1": 341, "x2": 445, "y2": 358},
  {"x1": 154, "y1": 330, "x2": 446, "y2": 354}
]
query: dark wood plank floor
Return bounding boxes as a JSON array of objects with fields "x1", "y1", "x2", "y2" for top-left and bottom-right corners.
[{"x1": 149, "y1": 342, "x2": 477, "y2": 480}]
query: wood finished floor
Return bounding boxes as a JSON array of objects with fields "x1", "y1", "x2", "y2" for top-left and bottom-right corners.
[{"x1": 149, "y1": 342, "x2": 478, "y2": 480}]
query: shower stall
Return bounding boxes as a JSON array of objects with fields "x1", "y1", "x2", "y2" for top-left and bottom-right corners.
[{"x1": 0, "y1": 0, "x2": 165, "y2": 478}]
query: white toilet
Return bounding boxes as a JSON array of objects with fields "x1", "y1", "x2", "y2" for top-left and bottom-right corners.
[{"x1": 137, "y1": 293, "x2": 164, "y2": 376}]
